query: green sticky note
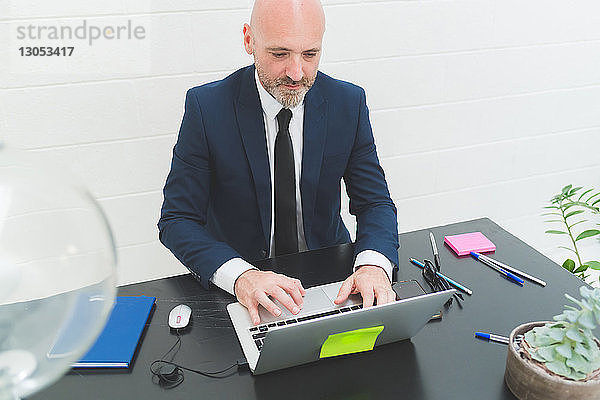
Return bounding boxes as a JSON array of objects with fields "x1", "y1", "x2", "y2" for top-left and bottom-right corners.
[{"x1": 319, "y1": 325, "x2": 384, "y2": 358}]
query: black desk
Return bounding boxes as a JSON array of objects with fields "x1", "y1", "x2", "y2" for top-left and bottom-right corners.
[{"x1": 32, "y1": 218, "x2": 585, "y2": 400}]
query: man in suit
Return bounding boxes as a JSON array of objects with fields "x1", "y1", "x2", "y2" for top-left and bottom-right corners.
[{"x1": 159, "y1": 0, "x2": 399, "y2": 325}]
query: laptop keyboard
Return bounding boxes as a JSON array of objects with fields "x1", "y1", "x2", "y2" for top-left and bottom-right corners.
[{"x1": 249, "y1": 305, "x2": 363, "y2": 351}]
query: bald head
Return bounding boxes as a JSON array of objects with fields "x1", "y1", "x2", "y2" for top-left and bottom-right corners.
[{"x1": 250, "y1": 0, "x2": 325, "y2": 41}]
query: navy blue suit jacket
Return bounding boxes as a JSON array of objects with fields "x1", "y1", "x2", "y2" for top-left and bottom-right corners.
[{"x1": 159, "y1": 65, "x2": 399, "y2": 289}]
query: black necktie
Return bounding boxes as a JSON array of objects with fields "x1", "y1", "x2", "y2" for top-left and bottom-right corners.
[{"x1": 274, "y1": 108, "x2": 298, "y2": 256}]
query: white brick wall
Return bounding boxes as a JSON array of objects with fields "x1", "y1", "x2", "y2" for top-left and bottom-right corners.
[{"x1": 1, "y1": 1, "x2": 599, "y2": 286}]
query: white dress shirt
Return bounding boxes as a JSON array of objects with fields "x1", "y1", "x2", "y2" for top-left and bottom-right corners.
[{"x1": 210, "y1": 71, "x2": 393, "y2": 295}]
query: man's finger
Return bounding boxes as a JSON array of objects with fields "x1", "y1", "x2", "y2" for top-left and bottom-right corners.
[
  {"x1": 334, "y1": 277, "x2": 354, "y2": 304},
  {"x1": 293, "y1": 278, "x2": 306, "y2": 296},
  {"x1": 276, "y1": 276, "x2": 304, "y2": 303},
  {"x1": 269, "y1": 286, "x2": 300, "y2": 315},
  {"x1": 361, "y1": 287, "x2": 375, "y2": 308},
  {"x1": 256, "y1": 291, "x2": 282, "y2": 318},
  {"x1": 247, "y1": 302, "x2": 261, "y2": 325},
  {"x1": 281, "y1": 280, "x2": 304, "y2": 308},
  {"x1": 386, "y1": 289, "x2": 397, "y2": 304},
  {"x1": 388, "y1": 289, "x2": 397, "y2": 303},
  {"x1": 374, "y1": 287, "x2": 395, "y2": 306}
]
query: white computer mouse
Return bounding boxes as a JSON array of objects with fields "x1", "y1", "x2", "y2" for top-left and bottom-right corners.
[{"x1": 168, "y1": 304, "x2": 192, "y2": 329}]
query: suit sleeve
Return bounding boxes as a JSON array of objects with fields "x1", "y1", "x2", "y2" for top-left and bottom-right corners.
[
  {"x1": 343, "y1": 88, "x2": 400, "y2": 268},
  {"x1": 158, "y1": 89, "x2": 241, "y2": 289}
]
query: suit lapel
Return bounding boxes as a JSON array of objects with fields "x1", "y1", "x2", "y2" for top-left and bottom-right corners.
[
  {"x1": 301, "y1": 78, "x2": 327, "y2": 247},
  {"x1": 235, "y1": 66, "x2": 271, "y2": 245}
]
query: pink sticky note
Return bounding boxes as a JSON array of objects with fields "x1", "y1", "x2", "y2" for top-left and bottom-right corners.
[{"x1": 444, "y1": 232, "x2": 496, "y2": 256}]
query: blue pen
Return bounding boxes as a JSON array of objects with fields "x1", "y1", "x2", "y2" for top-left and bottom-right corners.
[
  {"x1": 478, "y1": 254, "x2": 546, "y2": 287},
  {"x1": 409, "y1": 258, "x2": 473, "y2": 295},
  {"x1": 470, "y1": 252, "x2": 524, "y2": 286},
  {"x1": 475, "y1": 332, "x2": 509, "y2": 344}
]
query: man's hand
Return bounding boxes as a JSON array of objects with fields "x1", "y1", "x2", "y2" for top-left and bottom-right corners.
[
  {"x1": 334, "y1": 265, "x2": 396, "y2": 308},
  {"x1": 234, "y1": 269, "x2": 306, "y2": 325}
]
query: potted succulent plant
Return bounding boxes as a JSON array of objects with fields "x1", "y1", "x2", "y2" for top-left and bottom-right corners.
[{"x1": 505, "y1": 286, "x2": 600, "y2": 399}]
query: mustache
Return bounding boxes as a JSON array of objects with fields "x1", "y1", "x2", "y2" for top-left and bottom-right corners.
[{"x1": 276, "y1": 76, "x2": 311, "y2": 87}]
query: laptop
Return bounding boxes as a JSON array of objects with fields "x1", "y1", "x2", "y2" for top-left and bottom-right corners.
[{"x1": 227, "y1": 280, "x2": 455, "y2": 375}]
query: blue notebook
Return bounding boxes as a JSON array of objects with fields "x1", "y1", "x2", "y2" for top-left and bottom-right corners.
[{"x1": 74, "y1": 296, "x2": 155, "y2": 368}]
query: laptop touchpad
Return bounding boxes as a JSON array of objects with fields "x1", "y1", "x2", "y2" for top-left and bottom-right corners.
[
  {"x1": 321, "y1": 281, "x2": 362, "y2": 307},
  {"x1": 258, "y1": 288, "x2": 334, "y2": 323}
]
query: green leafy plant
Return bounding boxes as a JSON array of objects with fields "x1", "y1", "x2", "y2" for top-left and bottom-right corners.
[
  {"x1": 524, "y1": 286, "x2": 600, "y2": 380},
  {"x1": 544, "y1": 185, "x2": 600, "y2": 280}
]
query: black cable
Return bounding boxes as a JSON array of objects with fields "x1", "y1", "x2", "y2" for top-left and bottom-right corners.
[
  {"x1": 150, "y1": 331, "x2": 185, "y2": 389},
  {"x1": 150, "y1": 359, "x2": 239, "y2": 379},
  {"x1": 163, "y1": 332, "x2": 182, "y2": 358},
  {"x1": 150, "y1": 330, "x2": 245, "y2": 389}
]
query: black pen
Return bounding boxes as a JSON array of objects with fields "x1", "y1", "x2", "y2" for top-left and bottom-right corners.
[{"x1": 429, "y1": 232, "x2": 441, "y2": 272}]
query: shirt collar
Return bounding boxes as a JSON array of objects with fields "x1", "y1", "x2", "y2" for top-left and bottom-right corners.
[{"x1": 255, "y1": 69, "x2": 303, "y2": 121}]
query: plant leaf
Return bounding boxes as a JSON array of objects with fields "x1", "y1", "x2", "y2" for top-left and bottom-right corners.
[
  {"x1": 595, "y1": 308, "x2": 600, "y2": 326},
  {"x1": 563, "y1": 309, "x2": 580, "y2": 322},
  {"x1": 578, "y1": 311, "x2": 596, "y2": 329},
  {"x1": 556, "y1": 342, "x2": 573, "y2": 358},
  {"x1": 544, "y1": 205, "x2": 560, "y2": 209},
  {"x1": 587, "y1": 261, "x2": 600, "y2": 270},
  {"x1": 580, "y1": 286, "x2": 594, "y2": 298},
  {"x1": 546, "y1": 230, "x2": 568, "y2": 235},
  {"x1": 537, "y1": 345, "x2": 557, "y2": 361},
  {"x1": 565, "y1": 293, "x2": 582, "y2": 304},
  {"x1": 567, "y1": 352, "x2": 595, "y2": 374},
  {"x1": 562, "y1": 184, "x2": 573, "y2": 195},
  {"x1": 576, "y1": 230, "x2": 600, "y2": 241},
  {"x1": 569, "y1": 220, "x2": 587, "y2": 230},
  {"x1": 574, "y1": 264, "x2": 589, "y2": 274},
  {"x1": 563, "y1": 202, "x2": 580, "y2": 211},
  {"x1": 530, "y1": 328, "x2": 561, "y2": 346},
  {"x1": 536, "y1": 326, "x2": 552, "y2": 336},
  {"x1": 524, "y1": 330, "x2": 536, "y2": 347},
  {"x1": 575, "y1": 341, "x2": 592, "y2": 361},
  {"x1": 529, "y1": 349, "x2": 547, "y2": 363},
  {"x1": 566, "y1": 210, "x2": 585, "y2": 219},
  {"x1": 548, "y1": 327, "x2": 566, "y2": 342},
  {"x1": 566, "y1": 327, "x2": 584, "y2": 342},
  {"x1": 546, "y1": 360, "x2": 572, "y2": 377},
  {"x1": 578, "y1": 188, "x2": 594, "y2": 201},
  {"x1": 569, "y1": 201, "x2": 599, "y2": 211},
  {"x1": 554, "y1": 314, "x2": 567, "y2": 322},
  {"x1": 558, "y1": 246, "x2": 577, "y2": 255},
  {"x1": 582, "y1": 298, "x2": 593, "y2": 311},
  {"x1": 549, "y1": 321, "x2": 568, "y2": 328},
  {"x1": 563, "y1": 259, "x2": 576, "y2": 272},
  {"x1": 563, "y1": 259, "x2": 577, "y2": 272},
  {"x1": 542, "y1": 212, "x2": 562, "y2": 216},
  {"x1": 569, "y1": 186, "x2": 583, "y2": 195}
]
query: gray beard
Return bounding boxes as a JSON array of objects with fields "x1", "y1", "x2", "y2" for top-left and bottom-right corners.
[{"x1": 255, "y1": 60, "x2": 315, "y2": 109}]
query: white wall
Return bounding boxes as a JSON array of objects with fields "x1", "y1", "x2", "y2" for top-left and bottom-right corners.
[{"x1": 1, "y1": 0, "x2": 599, "y2": 286}]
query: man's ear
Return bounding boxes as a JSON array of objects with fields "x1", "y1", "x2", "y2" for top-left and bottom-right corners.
[{"x1": 242, "y1": 24, "x2": 253, "y2": 55}]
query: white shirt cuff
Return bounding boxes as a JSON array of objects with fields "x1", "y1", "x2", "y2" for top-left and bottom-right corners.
[
  {"x1": 353, "y1": 250, "x2": 394, "y2": 282},
  {"x1": 209, "y1": 257, "x2": 257, "y2": 296}
]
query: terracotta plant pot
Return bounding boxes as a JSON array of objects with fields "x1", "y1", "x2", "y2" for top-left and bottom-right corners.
[{"x1": 504, "y1": 321, "x2": 600, "y2": 400}]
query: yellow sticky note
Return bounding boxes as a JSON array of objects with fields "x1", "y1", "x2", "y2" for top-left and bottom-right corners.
[{"x1": 319, "y1": 326, "x2": 384, "y2": 358}]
